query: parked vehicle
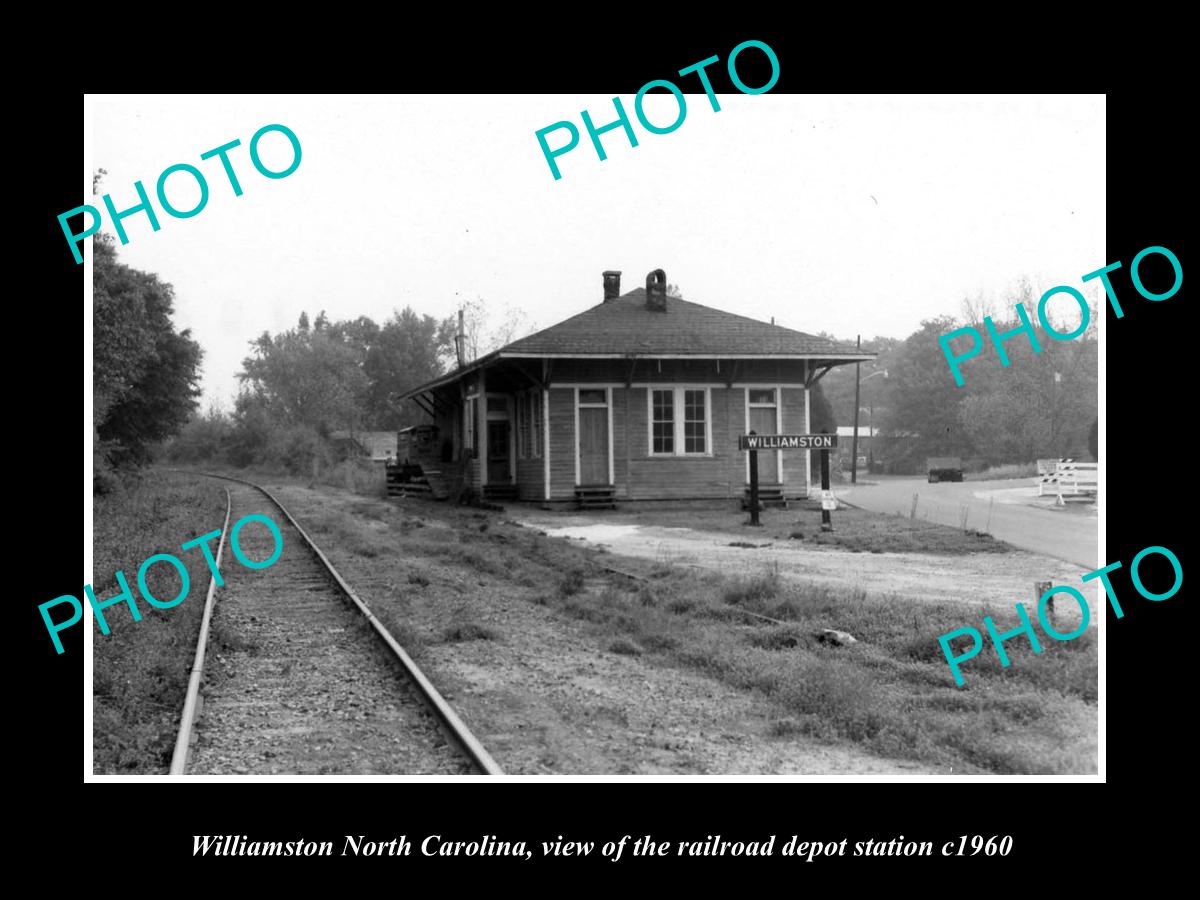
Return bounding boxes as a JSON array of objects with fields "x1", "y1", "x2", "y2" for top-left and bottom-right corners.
[{"x1": 926, "y1": 456, "x2": 964, "y2": 483}]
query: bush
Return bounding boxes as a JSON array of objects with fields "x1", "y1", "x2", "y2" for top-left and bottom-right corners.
[{"x1": 166, "y1": 409, "x2": 235, "y2": 464}]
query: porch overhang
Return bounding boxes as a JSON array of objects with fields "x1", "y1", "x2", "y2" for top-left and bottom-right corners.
[{"x1": 396, "y1": 351, "x2": 875, "y2": 404}]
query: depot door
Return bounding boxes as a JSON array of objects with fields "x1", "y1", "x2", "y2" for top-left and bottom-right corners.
[
  {"x1": 578, "y1": 390, "x2": 609, "y2": 485},
  {"x1": 749, "y1": 406, "x2": 779, "y2": 483},
  {"x1": 487, "y1": 421, "x2": 509, "y2": 483}
]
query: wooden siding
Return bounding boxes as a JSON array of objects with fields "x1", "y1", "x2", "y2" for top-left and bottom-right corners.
[
  {"x1": 619, "y1": 386, "x2": 745, "y2": 499},
  {"x1": 612, "y1": 388, "x2": 630, "y2": 497},
  {"x1": 548, "y1": 358, "x2": 810, "y2": 385},
  {"x1": 417, "y1": 357, "x2": 829, "y2": 501},
  {"x1": 781, "y1": 387, "x2": 809, "y2": 497},
  {"x1": 515, "y1": 457, "x2": 543, "y2": 501},
  {"x1": 548, "y1": 388, "x2": 575, "y2": 499}
]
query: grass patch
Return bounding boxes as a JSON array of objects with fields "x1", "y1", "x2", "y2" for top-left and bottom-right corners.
[
  {"x1": 558, "y1": 567, "x2": 587, "y2": 598},
  {"x1": 666, "y1": 596, "x2": 696, "y2": 614},
  {"x1": 608, "y1": 637, "x2": 643, "y2": 656},
  {"x1": 722, "y1": 567, "x2": 781, "y2": 605},
  {"x1": 787, "y1": 508, "x2": 1008, "y2": 554},
  {"x1": 93, "y1": 470, "x2": 228, "y2": 774},
  {"x1": 605, "y1": 503, "x2": 1015, "y2": 556},
  {"x1": 526, "y1": 557, "x2": 1096, "y2": 774}
]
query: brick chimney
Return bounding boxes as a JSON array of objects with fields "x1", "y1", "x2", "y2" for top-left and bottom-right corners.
[
  {"x1": 646, "y1": 269, "x2": 667, "y2": 311},
  {"x1": 603, "y1": 270, "x2": 622, "y2": 302}
]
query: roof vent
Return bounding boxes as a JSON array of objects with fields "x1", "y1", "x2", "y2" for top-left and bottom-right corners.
[
  {"x1": 603, "y1": 270, "x2": 622, "y2": 302},
  {"x1": 646, "y1": 269, "x2": 667, "y2": 311}
]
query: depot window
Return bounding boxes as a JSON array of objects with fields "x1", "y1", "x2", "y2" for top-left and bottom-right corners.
[{"x1": 649, "y1": 387, "x2": 711, "y2": 456}]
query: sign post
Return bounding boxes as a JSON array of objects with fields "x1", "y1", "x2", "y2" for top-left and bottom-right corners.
[
  {"x1": 747, "y1": 431, "x2": 760, "y2": 526},
  {"x1": 737, "y1": 433, "x2": 839, "y2": 529},
  {"x1": 820, "y1": 436, "x2": 833, "y2": 531}
]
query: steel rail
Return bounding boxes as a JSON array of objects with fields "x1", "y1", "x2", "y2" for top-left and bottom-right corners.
[
  {"x1": 178, "y1": 470, "x2": 503, "y2": 776},
  {"x1": 169, "y1": 486, "x2": 232, "y2": 775}
]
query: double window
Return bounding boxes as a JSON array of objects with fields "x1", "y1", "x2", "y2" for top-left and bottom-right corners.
[{"x1": 649, "y1": 387, "x2": 710, "y2": 456}]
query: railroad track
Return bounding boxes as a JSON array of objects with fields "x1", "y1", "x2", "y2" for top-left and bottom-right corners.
[{"x1": 168, "y1": 472, "x2": 502, "y2": 776}]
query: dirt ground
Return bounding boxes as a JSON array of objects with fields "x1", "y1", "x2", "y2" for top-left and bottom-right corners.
[
  {"x1": 264, "y1": 483, "x2": 943, "y2": 775},
  {"x1": 516, "y1": 508, "x2": 1093, "y2": 629}
]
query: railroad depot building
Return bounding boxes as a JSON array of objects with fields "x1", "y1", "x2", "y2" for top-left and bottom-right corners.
[{"x1": 397, "y1": 270, "x2": 872, "y2": 505}]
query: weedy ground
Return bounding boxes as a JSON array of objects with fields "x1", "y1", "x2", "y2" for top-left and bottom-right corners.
[
  {"x1": 267, "y1": 479, "x2": 1096, "y2": 775},
  {"x1": 92, "y1": 471, "x2": 227, "y2": 774}
]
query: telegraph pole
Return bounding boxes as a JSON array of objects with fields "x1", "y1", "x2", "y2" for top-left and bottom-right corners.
[{"x1": 851, "y1": 335, "x2": 861, "y2": 484}]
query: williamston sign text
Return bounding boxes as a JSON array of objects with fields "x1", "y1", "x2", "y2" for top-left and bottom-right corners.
[{"x1": 738, "y1": 434, "x2": 838, "y2": 451}]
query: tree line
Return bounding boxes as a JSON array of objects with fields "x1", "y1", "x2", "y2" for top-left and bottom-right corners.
[
  {"x1": 818, "y1": 283, "x2": 1099, "y2": 472},
  {"x1": 169, "y1": 309, "x2": 456, "y2": 472},
  {"x1": 166, "y1": 294, "x2": 536, "y2": 473},
  {"x1": 97, "y1": 254, "x2": 1093, "y2": 484},
  {"x1": 94, "y1": 234, "x2": 202, "y2": 490}
]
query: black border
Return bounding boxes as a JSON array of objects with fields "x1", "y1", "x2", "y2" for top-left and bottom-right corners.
[{"x1": 23, "y1": 24, "x2": 1185, "y2": 881}]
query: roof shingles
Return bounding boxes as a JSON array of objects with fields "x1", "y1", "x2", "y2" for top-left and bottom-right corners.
[{"x1": 501, "y1": 288, "x2": 863, "y2": 357}]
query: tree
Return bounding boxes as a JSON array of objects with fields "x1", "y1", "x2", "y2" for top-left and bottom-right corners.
[
  {"x1": 810, "y1": 381, "x2": 836, "y2": 433},
  {"x1": 816, "y1": 335, "x2": 900, "y2": 427},
  {"x1": 93, "y1": 234, "x2": 203, "y2": 470},
  {"x1": 880, "y1": 316, "x2": 975, "y2": 467},
  {"x1": 237, "y1": 312, "x2": 370, "y2": 434},
  {"x1": 363, "y1": 308, "x2": 455, "y2": 427},
  {"x1": 167, "y1": 403, "x2": 235, "y2": 463},
  {"x1": 807, "y1": 381, "x2": 837, "y2": 480},
  {"x1": 233, "y1": 305, "x2": 456, "y2": 439},
  {"x1": 459, "y1": 297, "x2": 533, "y2": 361},
  {"x1": 954, "y1": 303, "x2": 1097, "y2": 463}
]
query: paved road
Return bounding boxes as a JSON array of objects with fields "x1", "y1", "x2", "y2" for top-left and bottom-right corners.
[{"x1": 838, "y1": 476, "x2": 1099, "y2": 568}]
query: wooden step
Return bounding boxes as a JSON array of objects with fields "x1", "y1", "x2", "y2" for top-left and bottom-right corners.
[
  {"x1": 575, "y1": 486, "x2": 617, "y2": 510},
  {"x1": 388, "y1": 481, "x2": 432, "y2": 498}
]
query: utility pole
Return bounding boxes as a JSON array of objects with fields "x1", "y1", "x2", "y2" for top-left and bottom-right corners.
[
  {"x1": 851, "y1": 335, "x2": 862, "y2": 484},
  {"x1": 1051, "y1": 370, "x2": 1061, "y2": 456}
]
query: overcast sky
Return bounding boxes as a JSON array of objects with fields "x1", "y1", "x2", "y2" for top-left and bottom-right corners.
[{"x1": 87, "y1": 94, "x2": 1105, "y2": 409}]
